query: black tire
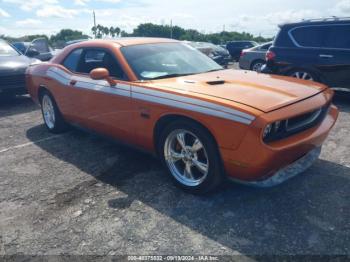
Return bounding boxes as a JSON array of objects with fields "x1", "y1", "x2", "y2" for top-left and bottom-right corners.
[
  {"x1": 39, "y1": 90, "x2": 68, "y2": 133},
  {"x1": 286, "y1": 69, "x2": 320, "y2": 82},
  {"x1": 158, "y1": 119, "x2": 223, "y2": 194},
  {"x1": 250, "y1": 60, "x2": 265, "y2": 72}
]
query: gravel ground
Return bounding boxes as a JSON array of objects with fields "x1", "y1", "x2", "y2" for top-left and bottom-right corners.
[{"x1": 0, "y1": 89, "x2": 349, "y2": 257}]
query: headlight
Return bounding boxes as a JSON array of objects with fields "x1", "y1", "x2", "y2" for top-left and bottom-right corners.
[
  {"x1": 263, "y1": 121, "x2": 285, "y2": 141},
  {"x1": 274, "y1": 121, "x2": 282, "y2": 132},
  {"x1": 263, "y1": 124, "x2": 273, "y2": 139}
]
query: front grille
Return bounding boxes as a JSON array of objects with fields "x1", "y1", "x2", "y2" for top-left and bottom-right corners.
[
  {"x1": 0, "y1": 74, "x2": 26, "y2": 89},
  {"x1": 264, "y1": 104, "x2": 330, "y2": 143},
  {"x1": 286, "y1": 107, "x2": 326, "y2": 133}
]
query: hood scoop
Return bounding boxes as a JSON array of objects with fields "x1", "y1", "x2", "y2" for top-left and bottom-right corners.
[{"x1": 206, "y1": 80, "x2": 226, "y2": 85}]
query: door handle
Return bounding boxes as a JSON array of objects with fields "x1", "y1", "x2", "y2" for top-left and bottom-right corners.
[
  {"x1": 319, "y1": 54, "x2": 334, "y2": 58},
  {"x1": 70, "y1": 79, "x2": 77, "y2": 86}
]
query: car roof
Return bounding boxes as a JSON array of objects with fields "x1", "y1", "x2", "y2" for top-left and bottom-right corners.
[
  {"x1": 71, "y1": 37, "x2": 179, "y2": 48},
  {"x1": 279, "y1": 17, "x2": 350, "y2": 29}
]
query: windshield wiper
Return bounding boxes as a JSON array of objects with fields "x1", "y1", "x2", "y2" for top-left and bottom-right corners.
[
  {"x1": 150, "y1": 73, "x2": 193, "y2": 80},
  {"x1": 204, "y1": 68, "x2": 224, "y2": 73},
  {"x1": 149, "y1": 69, "x2": 223, "y2": 80}
]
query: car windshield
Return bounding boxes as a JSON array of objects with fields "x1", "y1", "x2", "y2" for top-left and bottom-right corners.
[
  {"x1": 121, "y1": 42, "x2": 223, "y2": 80},
  {"x1": 0, "y1": 40, "x2": 20, "y2": 56}
]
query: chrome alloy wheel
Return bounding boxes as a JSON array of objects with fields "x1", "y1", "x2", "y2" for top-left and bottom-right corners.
[
  {"x1": 42, "y1": 95, "x2": 55, "y2": 129},
  {"x1": 291, "y1": 71, "x2": 314, "y2": 81},
  {"x1": 164, "y1": 129, "x2": 209, "y2": 187}
]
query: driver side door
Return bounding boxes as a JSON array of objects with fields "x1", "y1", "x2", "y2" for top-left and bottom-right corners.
[{"x1": 60, "y1": 47, "x2": 135, "y2": 142}]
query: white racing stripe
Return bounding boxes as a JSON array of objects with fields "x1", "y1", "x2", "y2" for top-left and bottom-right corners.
[
  {"x1": 133, "y1": 92, "x2": 253, "y2": 124},
  {"x1": 45, "y1": 67, "x2": 255, "y2": 125},
  {"x1": 132, "y1": 86, "x2": 255, "y2": 122},
  {"x1": 47, "y1": 67, "x2": 131, "y2": 98}
]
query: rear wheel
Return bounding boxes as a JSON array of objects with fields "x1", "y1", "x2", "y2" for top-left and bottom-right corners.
[
  {"x1": 250, "y1": 60, "x2": 265, "y2": 72},
  {"x1": 40, "y1": 91, "x2": 67, "y2": 133},
  {"x1": 158, "y1": 120, "x2": 223, "y2": 194},
  {"x1": 287, "y1": 69, "x2": 318, "y2": 82}
]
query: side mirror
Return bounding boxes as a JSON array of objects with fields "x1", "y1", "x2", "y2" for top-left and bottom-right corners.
[
  {"x1": 90, "y1": 68, "x2": 115, "y2": 86},
  {"x1": 26, "y1": 47, "x2": 40, "y2": 57}
]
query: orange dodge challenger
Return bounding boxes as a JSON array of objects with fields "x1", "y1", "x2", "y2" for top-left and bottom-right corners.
[{"x1": 26, "y1": 38, "x2": 338, "y2": 194}]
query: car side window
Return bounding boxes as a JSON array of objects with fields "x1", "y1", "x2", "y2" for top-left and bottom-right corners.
[
  {"x1": 77, "y1": 49, "x2": 126, "y2": 80},
  {"x1": 324, "y1": 25, "x2": 350, "y2": 49},
  {"x1": 291, "y1": 26, "x2": 326, "y2": 48},
  {"x1": 63, "y1": 48, "x2": 83, "y2": 72}
]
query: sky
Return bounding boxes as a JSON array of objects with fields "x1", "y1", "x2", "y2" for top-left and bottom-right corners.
[{"x1": 0, "y1": 0, "x2": 350, "y2": 38}]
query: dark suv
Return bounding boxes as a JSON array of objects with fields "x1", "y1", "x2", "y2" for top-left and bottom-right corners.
[
  {"x1": 226, "y1": 41, "x2": 257, "y2": 61},
  {"x1": 262, "y1": 18, "x2": 350, "y2": 89}
]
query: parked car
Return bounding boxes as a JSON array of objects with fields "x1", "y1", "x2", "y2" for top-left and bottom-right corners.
[
  {"x1": 13, "y1": 38, "x2": 53, "y2": 61},
  {"x1": 0, "y1": 39, "x2": 40, "y2": 97},
  {"x1": 185, "y1": 41, "x2": 231, "y2": 67},
  {"x1": 239, "y1": 42, "x2": 272, "y2": 71},
  {"x1": 26, "y1": 38, "x2": 338, "y2": 194},
  {"x1": 262, "y1": 17, "x2": 350, "y2": 89},
  {"x1": 226, "y1": 41, "x2": 258, "y2": 61}
]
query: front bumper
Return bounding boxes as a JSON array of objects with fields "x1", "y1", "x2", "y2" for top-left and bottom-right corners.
[
  {"x1": 220, "y1": 91, "x2": 338, "y2": 184},
  {"x1": 229, "y1": 147, "x2": 321, "y2": 187}
]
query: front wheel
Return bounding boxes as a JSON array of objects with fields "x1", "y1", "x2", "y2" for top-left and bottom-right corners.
[
  {"x1": 40, "y1": 91, "x2": 67, "y2": 133},
  {"x1": 158, "y1": 120, "x2": 223, "y2": 194}
]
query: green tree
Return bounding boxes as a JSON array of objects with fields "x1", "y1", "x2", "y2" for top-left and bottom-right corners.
[
  {"x1": 127, "y1": 23, "x2": 272, "y2": 44},
  {"x1": 109, "y1": 26, "x2": 115, "y2": 37},
  {"x1": 50, "y1": 29, "x2": 89, "y2": 47},
  {"x1": 103, "y1": 26, "x2": 109, "y2": 37},
  {"x1": 96, "y1": 24, "x2": 103, "y2": 38},
  {"x1": 91, "y1": 26, "x2": 97, "y2": 38}
]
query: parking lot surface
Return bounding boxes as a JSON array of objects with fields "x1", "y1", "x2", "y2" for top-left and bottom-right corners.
[{"x1": 0, "y1": 91, "x2": 349, "y2": 257}]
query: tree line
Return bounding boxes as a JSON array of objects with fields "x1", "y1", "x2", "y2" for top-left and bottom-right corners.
[
  {"x1": 1, "y1": 29, "x2": 89, "y2": 48},
  {"x1": 1, "y1": 23, "x2": 273, "y2": 48},
  {"x1": 91, "y1": 23, "x2": 272, "y2": 44}
]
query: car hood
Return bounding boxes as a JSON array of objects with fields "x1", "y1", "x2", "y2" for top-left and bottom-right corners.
[
  {"x1": 0, "y1": 55, "x2": 35, "y2": 75},
  {"x1": 150, "y1": 70, "x2": 327, "y2": 113}
]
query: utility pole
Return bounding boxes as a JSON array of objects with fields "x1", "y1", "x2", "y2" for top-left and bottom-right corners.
[
  {"x1": 223, "y1": 24, "x2": 225, "y2": 32},
  {"x1": 93, "y1": 10, "x2": 97, "y2": 39},
  {"x1": 170, "y1": 19, "x2": 173, "y2": 39}
]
